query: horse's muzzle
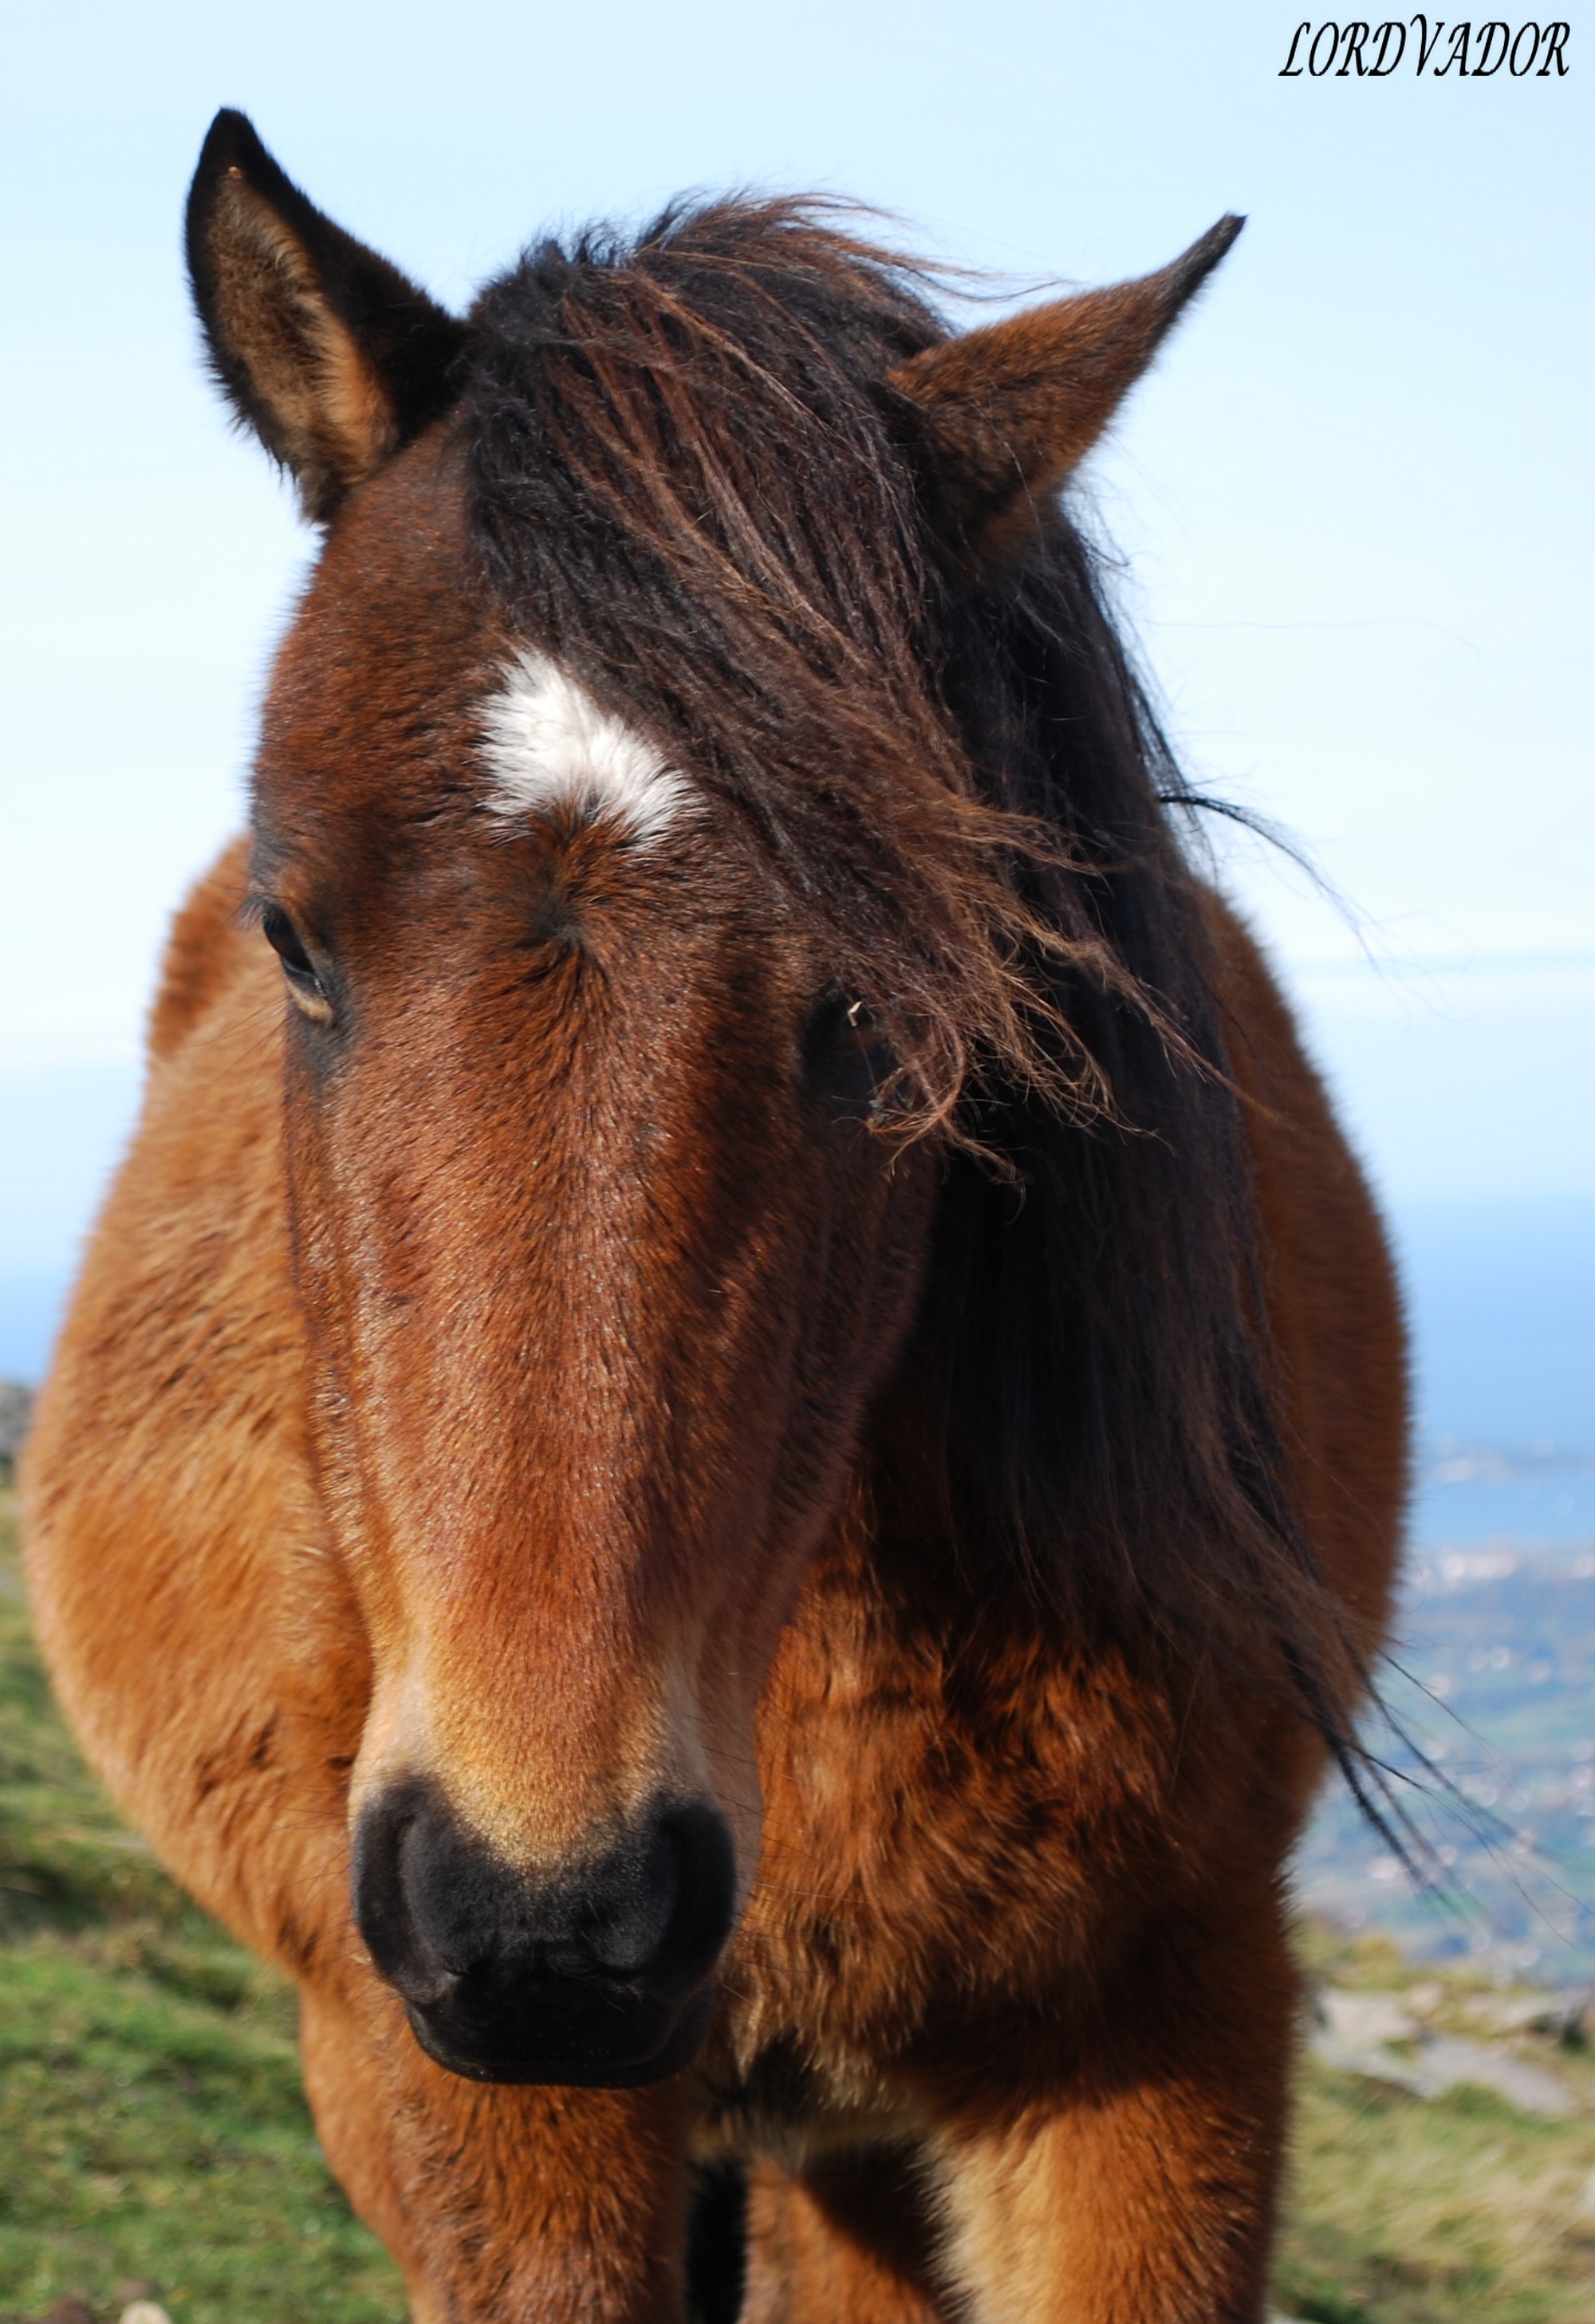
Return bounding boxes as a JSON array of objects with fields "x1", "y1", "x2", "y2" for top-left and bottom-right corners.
[{"x1": 352, "y1": 1778, "x2": 737, "y2": 2086}]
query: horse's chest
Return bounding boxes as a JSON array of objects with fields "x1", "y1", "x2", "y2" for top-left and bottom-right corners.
[{"x1": 717, "y1": 1538, "x2": 1182, "y2": 2097}]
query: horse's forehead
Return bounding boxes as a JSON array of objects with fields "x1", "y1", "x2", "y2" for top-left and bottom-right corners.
[
  {"x1": 270, "y1": 447, "x2": 490, "y2": 751},
  {"x1": 268, "y1": 445, "x2": 691, "y2": 855},
  {"x1": 478, "y1": 652, "x2": 692, "y2": 849}
]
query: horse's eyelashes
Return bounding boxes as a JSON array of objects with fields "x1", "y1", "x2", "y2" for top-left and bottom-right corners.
[
  {"x1": 261, "y1": 904, "x2": 333, "y2": 1017},
  {"x1": 260, "y1": 903, "x2": 314, "y2": 977},
  {"x1": 801, "y1": 991, "x2": 882, "y2": 1117}
]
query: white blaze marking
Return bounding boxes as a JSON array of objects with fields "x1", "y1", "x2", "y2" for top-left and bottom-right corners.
[{"x1": 481, "y1": 651, "x2": 689, "y2": 845}]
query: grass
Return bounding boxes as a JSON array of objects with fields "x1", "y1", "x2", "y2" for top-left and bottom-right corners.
[
  {"x1": 1272, "y1": 1927, "x2": 1595, "y2": 2322},
  {"x1": 1278, "y1": 2071, "x2": 1595, "y2": 2323},
  {"x1": 5, "y1": 1485, "x2": 1595, "y2": 2322},
  {"x1": 0, "y1": 1491, "x2": 404, "y2": 2324}
]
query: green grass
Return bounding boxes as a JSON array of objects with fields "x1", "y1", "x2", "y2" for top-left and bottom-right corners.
[
  {"x1": 0, "y1": 1491, "x2": 404, "y2": 2324},
  {"x1": 6, "y1": 1487, "x2": 1595, "y2": 2322},
  {"x1": 1278, "y1": 2078, "x2": 1595, "y2": 2323},
  {"x1": 1272, "y1": 1928, "x2": 1595, "y2": 2323}
]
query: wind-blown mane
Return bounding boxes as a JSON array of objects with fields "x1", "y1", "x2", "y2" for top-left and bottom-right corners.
[{"x1": 460, "y1": 196, "x2": 1366, "y2": 1749}]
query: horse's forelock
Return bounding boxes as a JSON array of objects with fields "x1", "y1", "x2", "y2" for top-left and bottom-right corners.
[{"x1": 456, "y1": 198, "x2": 1140, "y2": 1144}]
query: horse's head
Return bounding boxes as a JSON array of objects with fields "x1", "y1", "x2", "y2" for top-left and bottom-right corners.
[{"x1": 189, "y1": 110, "x2": 1238, "y2": 2085}]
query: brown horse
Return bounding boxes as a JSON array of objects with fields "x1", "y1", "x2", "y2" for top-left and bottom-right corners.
[{"x1": 23, "y1": 109, "x2": 1406, "y2": 2324}]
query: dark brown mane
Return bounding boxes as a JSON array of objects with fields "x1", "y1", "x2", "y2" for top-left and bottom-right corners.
[
  {"x1": 463, "y1": 197, "x2": 1109, "y2": 1136},
  {"x1": 459, "y1": 196, "x2": 1371, "y2": 1754}
]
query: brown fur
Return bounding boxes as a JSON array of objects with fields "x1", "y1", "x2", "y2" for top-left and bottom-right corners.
[
  {"x1": 24, "y1": 140, "x2": 1405, "y2": 2324},
  {"x1": 23, "y1": 833, "x2": 1403, "y2": 2321}
]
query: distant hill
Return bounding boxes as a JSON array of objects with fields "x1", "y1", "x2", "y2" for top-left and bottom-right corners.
[
  {"x1": 1296, "y1": 1542, "x2": 1595, "y2": 1979},
  {"x1": 0, "y1": 1378, "x2": 33, "y2": 1475}
]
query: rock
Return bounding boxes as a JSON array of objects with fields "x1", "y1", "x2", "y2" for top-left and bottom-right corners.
[
  {"x1": 1311, "y1": 2029, "x2": 1431, "y2": 2092},
  {"x1": 1414, "y1": 2034, "x2": 1577, "y2": 2117},
  {"x1": 1460, "y1": 1987, "x2": 1592, "y2": 2042},
  {"x1": 1317, "y1": 1988, "x2": 1417, "y2": 2046},
  {"x1": 1312, "y1": 2015, "x2": 1578, "y2": 2117},
  {"x1": 1529, "y1": 1991, "x2": 1593, "y2": 2045},
  {"x1": 118, "y1": 2306, "x2": 174, "y2": 2324},
  {"x1": 1311, "y1": 1983, "x2": 1579, "y2": 2115}
]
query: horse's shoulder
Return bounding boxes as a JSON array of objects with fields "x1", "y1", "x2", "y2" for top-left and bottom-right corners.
[
  {"x1": 1192, "y1": 884, "x2": 1308, "y2": 1072},
  {"x1": 148, "y1": 834, "x2": 256, "y2": 1062},
  {"x1": 1195, "y1": 883, "x2": 1406, "y2": 1636},
  {"x1": 1194, "y1": 884, "x2": 1352, "y2": 1166}
]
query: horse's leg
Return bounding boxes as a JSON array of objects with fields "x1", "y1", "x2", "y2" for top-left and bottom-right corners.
[
  {"x1": 301, "y1": 1975, "x2": 690, "y2": 2324},
  {"x1": 742, "y1": 2146, "x2": 947, "y2": 2324},
  {"x1": 935, "y1": 1891, "x2": 1297, "y2": 2324}
]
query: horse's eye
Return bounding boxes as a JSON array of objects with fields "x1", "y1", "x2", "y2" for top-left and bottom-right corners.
[
  {"x1": 802, "y1": 990, "x2": 884, "y2": 1119},
  {"x1": 261, "y1": 904, "x2": 331, "y2": 1016}
]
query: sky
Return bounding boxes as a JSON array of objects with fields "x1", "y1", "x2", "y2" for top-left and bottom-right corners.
[{"x1": 1, "y1": 0, "x2": 1591, "y2": 1374}]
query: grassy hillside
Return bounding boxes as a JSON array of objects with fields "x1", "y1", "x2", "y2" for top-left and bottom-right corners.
[
  {"x1": 1275, "y1": 1932, "x2": 1595, "y2": 2322},
  {"x1": 0, "y1": 1491, "x2": 404, "y2": 2324},
  {"x1": 5, "y1": 1487, "x2": 1595, "y2": 2323}
]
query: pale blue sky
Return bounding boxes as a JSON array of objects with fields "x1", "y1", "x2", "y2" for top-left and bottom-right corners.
[{"x1": 2, "y1": 0, "x2": 1591, "y2": 1310}]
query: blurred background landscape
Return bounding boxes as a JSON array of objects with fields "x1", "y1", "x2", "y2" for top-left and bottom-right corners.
[{"x1": 1, "y1": 2, "x2": 1589, "y2": 2318}]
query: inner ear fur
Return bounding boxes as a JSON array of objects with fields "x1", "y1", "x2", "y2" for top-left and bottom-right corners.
[
  {"x1": 186, "y1": 108, "x2": 467, "y2": 522},
  {"x1": 888, "y1": 215, "x2": 1244, "y2": 568}
]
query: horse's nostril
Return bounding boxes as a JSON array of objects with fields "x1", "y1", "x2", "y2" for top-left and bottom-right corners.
[
  {"x1": 351, "y1": 1775, "x2": 434, "y2": 1987},
  {"x1": 576, "y1": 1801, "x2": 738, "y2": 1990},
  {"x1": 577, "y1": 1811, "x2": 681, "y2": 1979},
  {"x1": 637, "y1": 1801, "x2": 738, "y2": 1998}
]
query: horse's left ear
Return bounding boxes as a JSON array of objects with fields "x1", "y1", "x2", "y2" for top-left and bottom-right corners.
[
  {"x1": 888, "y1": 216, "x2": 1243, "y2": 568},
  {"x1": 185, "y1": 109, "x2": 467, "y2": 522}
]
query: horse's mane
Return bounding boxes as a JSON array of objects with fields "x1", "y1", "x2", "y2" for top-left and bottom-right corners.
[{"x1": 459, "y1": 196, "x2": 1371, "y2": 1766}]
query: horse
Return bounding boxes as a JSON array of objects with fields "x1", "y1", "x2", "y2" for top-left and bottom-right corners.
[{"x1": 23, "y1": 108, "x2": 1407, "y2": 2324}]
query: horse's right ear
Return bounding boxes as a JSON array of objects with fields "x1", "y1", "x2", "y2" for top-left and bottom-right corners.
[
  {"x1": 887, "y1": 217, "x2": 1244, "y2": 571},
  {"x1": 185, "y1": 110, "x2": 467, "y2": 522}
]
